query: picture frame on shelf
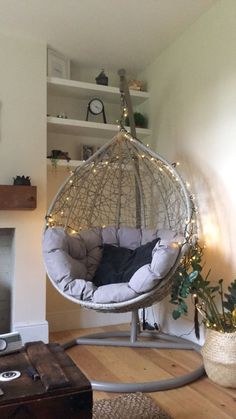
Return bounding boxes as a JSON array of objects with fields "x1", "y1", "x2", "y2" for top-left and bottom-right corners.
[
  {"x1": 82, "y1": 144, "x2": 95, "y2": 161},
  {"x1": 47, "y1": 47, "x2": 70, "y2": 79}
]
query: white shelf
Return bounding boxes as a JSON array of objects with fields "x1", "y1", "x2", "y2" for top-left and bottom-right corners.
[
  {"x1": 47, "y1": 77, "x2": 150, "y2": 105},
  {"x1": 47, "y1": 116, "x2": 151, "y2": 139},
  {"x1": 47, "y1": 159, "x2": 83, "y2": 167}
]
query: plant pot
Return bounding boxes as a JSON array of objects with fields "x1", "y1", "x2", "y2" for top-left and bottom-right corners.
[{"x1": 201, "y1": 328, "x2": 236, "y2": 388}]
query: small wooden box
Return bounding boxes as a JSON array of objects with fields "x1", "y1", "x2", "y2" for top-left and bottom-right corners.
[
  {"x1": 0, "y1": 185, "x2": 37, "y2": 210},
  {"x1": 0, "y1": 341, "x2": 92, "y2": 418}
]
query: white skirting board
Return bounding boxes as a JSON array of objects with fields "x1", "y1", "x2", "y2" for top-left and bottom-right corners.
[
  {"x1": 47, "y1": 307, "x2": 130, "y2": 332},
  {"x1": 148, "y1": 300, "x2": 205, "y2": 345},
  {"x1": 13, "y1": 320, "x2": 49, "y2": 344}
]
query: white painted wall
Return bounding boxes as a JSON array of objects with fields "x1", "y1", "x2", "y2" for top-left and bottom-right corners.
[
  {"x1": 143, "y1": 0, "x2": 236, "y2": 340},
  {"x1": 0, "y1": 33, "x2": 47, "y2": 342},
  {"x1": 46, "y1": 164, "x2": 130, "y2": 331}
]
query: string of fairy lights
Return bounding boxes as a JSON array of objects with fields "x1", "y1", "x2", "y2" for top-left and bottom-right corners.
[{"x1": 46, "y1": 96, "x2": 198, "y2": 252}]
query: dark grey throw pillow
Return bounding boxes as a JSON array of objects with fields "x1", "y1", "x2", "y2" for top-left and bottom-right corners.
[{"x1": 93, "y1": 239, "x2": 159, "y2": 287}]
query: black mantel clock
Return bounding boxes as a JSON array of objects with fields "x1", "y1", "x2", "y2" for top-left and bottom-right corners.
[{"x1": 86, "y1": 98, "x2": 107, "y2": 123}]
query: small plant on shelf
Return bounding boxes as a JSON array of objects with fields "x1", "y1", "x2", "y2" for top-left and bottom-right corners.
[{"x1": 125, "y1": 112, "x2": 148, "y2": 128}]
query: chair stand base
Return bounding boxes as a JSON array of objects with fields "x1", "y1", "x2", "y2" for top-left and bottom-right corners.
[{"x1": 62, "y1": 313, "x2": 205, "y2": 392}]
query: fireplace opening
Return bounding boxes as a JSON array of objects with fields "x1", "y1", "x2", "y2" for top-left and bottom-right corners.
[{"x1": 0, "y1": 228, "x2": 14, "y2": 333}]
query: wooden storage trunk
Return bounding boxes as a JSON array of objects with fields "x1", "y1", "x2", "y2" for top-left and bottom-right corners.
[{"x1": 0, "y1": 341, "x2": 92, "y2": 418}]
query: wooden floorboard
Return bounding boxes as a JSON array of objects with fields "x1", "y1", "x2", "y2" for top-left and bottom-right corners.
[{"x1": 50, "y1": 324, "x2": 236, "y2": 418}]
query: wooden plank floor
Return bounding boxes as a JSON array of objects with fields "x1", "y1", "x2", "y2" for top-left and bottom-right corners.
[{"x1": 50, "y1": 324, "x2": 236, "y2": 419}]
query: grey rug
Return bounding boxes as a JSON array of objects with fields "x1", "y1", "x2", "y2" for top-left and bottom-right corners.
[{"x1": 93, "y1": 392, "x2": 172, "y2": 419}]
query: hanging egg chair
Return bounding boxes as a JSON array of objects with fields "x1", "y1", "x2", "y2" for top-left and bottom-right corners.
[{"x1": 43, "y1": 70, "x2": 204, "y2": 392}]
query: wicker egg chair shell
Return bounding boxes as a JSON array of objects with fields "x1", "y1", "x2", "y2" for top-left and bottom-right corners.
[{"x1": 45, "y1": 130, "x2": 193, "y2": 313}]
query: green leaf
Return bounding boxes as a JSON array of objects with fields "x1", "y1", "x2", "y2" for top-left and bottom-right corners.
[
  {"x1": 191, "y1": 263, "x2": 202, "y2": 272},
  {"x1": 172, "y1": 310, "x2": 181, "y2": 320},
  {"x1": 188, "y1": 271, "x2": 199, "y2": 282}
]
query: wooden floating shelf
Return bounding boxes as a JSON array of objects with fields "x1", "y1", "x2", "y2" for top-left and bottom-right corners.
[{"x1": 0, "y1": 185, "x2": 37, "y2": 210}]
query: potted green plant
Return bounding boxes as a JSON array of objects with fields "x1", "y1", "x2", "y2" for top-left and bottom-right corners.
[
  {"x1": 171, "y1": 243, "x2": 236, "y2": 387},
  {"x1": 125, "y1": 112, "x2": 147, "y2": 128}
]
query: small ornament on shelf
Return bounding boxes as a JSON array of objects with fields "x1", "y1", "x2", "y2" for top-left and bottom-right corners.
[
  {"x1": 86, "y1": 98, "x2": 107, "y2": 123},
  {"x1": 95, "y1": 69, "x2": 108, "y2": 86},
  {"x1": 128, "y1": 79, "x2": 145, "y2": 91},
  {"x1": 82, "y1": 144, "x2": 95, "y2": 161},
  {"x1": 57, "y1": 112, "x2": 68, "y2": 119}
]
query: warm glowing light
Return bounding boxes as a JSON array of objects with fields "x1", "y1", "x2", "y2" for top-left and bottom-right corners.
[
  {"x1": 202, "y1": 217, "x2": 220, "y2": 247},
  {"x1": 170, "y1": 242, "x2": 179, "y2": 249}
]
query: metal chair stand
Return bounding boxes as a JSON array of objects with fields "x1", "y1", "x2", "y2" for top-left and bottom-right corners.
[{"x1": 62, "y1": 310, "x2": 205, "y2": 393}]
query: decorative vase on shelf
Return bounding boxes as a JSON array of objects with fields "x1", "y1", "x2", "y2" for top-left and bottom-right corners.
[{"x1": 201, "y1": 328, "x2": 236, "y2": 388}]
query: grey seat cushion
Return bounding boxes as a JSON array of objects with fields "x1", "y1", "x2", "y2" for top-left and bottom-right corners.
[
  {"x1": 43, "y1": 226, "x2": 183, "y2": 303},
  {"x1": 43, "y1": 227, "x2": 102, "y2": 294}
]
